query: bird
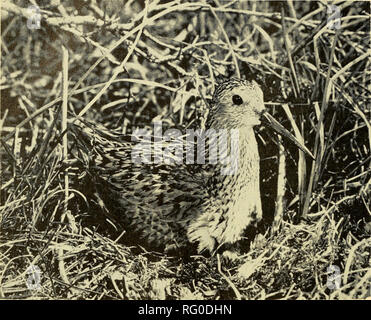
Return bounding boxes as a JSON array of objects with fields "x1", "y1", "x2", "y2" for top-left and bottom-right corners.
[{"x1": 70, "y1": 78, "x2": 309, "y2": 256}]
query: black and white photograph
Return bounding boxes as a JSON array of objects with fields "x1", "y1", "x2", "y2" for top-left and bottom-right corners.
[{"x1": 0, "y1": 0, "x2": 370, "y2": 304}]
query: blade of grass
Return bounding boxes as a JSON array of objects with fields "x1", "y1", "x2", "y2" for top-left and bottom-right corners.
[{"x1": 303, "y1": 28, "x2": 340, "y2": 217}]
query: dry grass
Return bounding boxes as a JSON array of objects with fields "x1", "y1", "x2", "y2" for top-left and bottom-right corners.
[{"x1": 0, "y1": 0, "x2": 370, "y2": 300}]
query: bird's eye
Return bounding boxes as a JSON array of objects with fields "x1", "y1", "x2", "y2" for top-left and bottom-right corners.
[{"x1": 232, "y1": 95, "x2": 243, "y2": 105}]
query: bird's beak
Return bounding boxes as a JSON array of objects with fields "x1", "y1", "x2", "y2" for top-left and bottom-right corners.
[{"x1": 261, "y1": 112, "x2": 315, "y2": 159}]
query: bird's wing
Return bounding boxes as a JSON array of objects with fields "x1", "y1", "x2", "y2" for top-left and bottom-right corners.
[{"x1": 70, "y1": 120, "x2": 209, "y2": 220}]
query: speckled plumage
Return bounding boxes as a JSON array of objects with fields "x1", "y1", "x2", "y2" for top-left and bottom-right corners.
[{"x1": 72, "y1": 79, "x2": 266, "y2": 254}]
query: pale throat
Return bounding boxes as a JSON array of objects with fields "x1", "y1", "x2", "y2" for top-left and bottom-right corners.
[
  {"x1": 228, "y1": 126, "x2": 260, "y2": 192},
  {"x1": 209, "y1": 126, "x2": 260, "y2": 199}
]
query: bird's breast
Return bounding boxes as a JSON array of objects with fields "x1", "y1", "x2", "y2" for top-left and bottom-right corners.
[{"x1": 186, "y1": 128, "x2": 262, "y2": 252}]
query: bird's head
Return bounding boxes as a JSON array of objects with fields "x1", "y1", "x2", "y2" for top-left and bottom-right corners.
[
  {"x1": 208, "y1": 78, "x2": 265, "y2": 129},
  {"x1": 208, "y1": 78, "x2": 315, "y2": 158}
]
